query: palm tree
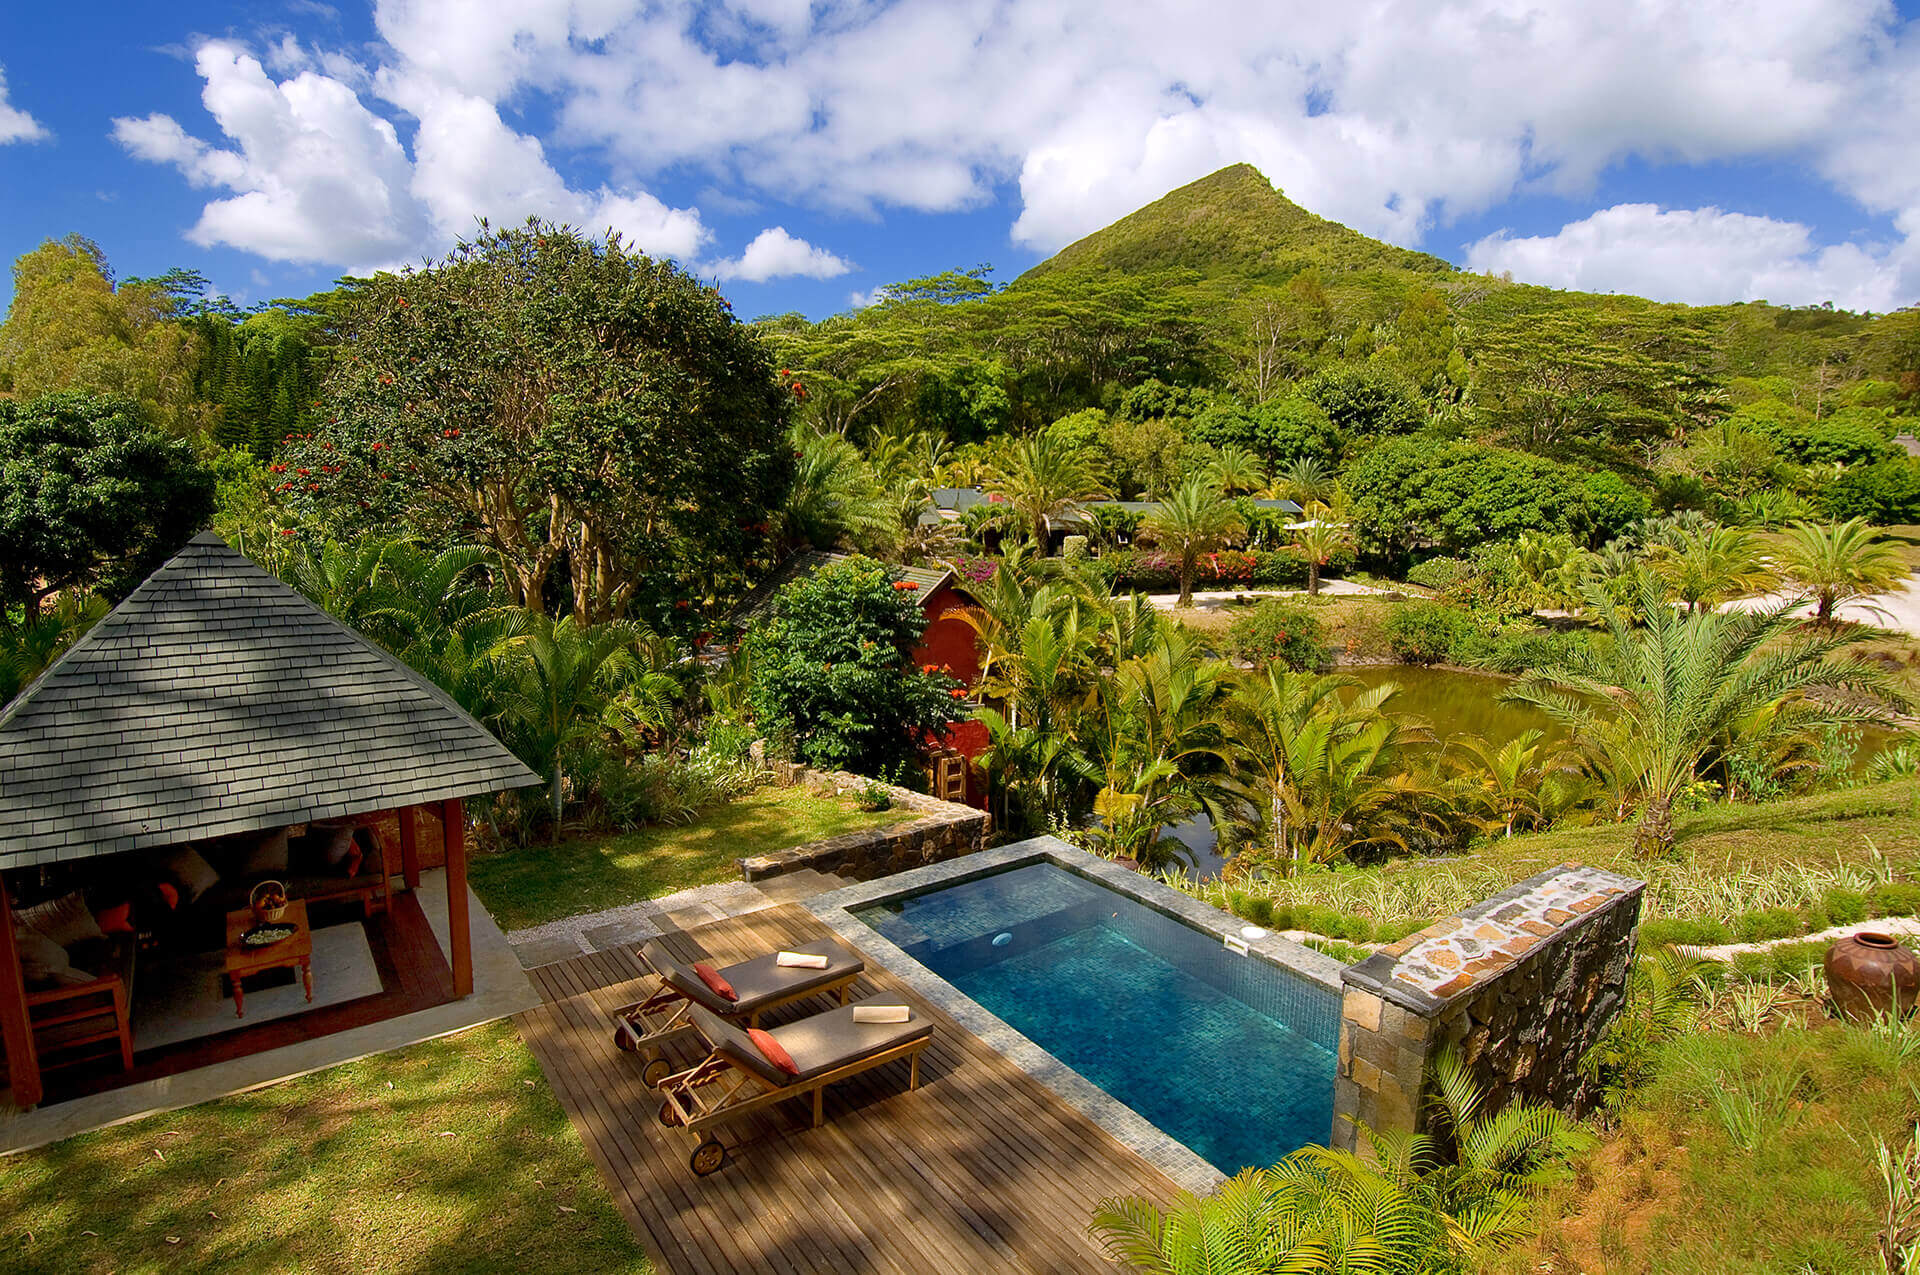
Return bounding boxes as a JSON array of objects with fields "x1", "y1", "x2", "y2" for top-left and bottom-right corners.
[
  {"x1": 1271, "y1": 455, "x2": 1338, "y2": 508},
  {"x1": 1506, "y1": 577, "x2": 1911, "y2": 856},
  {"x1": 1226, "y1": 668, "x2": 1442, "y2": 871},
  {"x1": 1144, "y1": 474, "x2": 1244, "y2": 607},
  {"x1": 491, "y1": 614, "x2": 649, "y2": 830},
  {"x1": 1288, "y1": 503, "x2": 1353, "y2": 597},
  {"x1": 1774, "y1": 517, "x2": 1910, "y2": 625},
  {"x1": 282, "y1": 537, "x2": 392, "y2": 631},
  {"x1": 1446, "y1": 730, "x2": 1582, "y2": 837},
  {"x1": 1205, "y1": 445, "x2": 1266, "y2": 497},
  {"x1": 779, "y1": 425, "x2": 894, "y2": 553},
  {"x1": 986, "y1": 430, "x2": 1108, "y2": 551},
  {"x1": 1647, "y1": 523, "x2": 1774, "y2": 613}
]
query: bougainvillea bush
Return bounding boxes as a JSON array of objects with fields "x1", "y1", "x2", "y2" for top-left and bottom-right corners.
[
  {"x1": 743, "y1": 557, "x2": 963, "y2": 777},
  {"x1": 1225, "y1": 599, "x2": 1333, "y2": 671}
]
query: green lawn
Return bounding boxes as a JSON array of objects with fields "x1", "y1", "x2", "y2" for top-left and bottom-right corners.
[
  {"x1": 0, "y1": 1021, "x2": 647, "y2": 1275},
  {"x1": 469, "y1": 784, "x2": 910, "y2": 931},
  {"x1": 1498, "y1": 1019, "x2": 1917, "y2": 1274}
]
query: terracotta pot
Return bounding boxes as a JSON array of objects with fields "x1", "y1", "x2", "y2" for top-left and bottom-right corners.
[{"x1": 1825, "y1": 931, "x2": 1920, "y2": 1023}]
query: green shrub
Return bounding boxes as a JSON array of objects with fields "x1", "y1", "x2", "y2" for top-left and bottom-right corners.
[
  {"x1": 1641, "y1": 917, "x2": 1734, "y2": 947},
  {"x1": 743, "y1": 557, "x2": 963, "y2": 776},
  {"x1": 1059, "y1": 534, "x2": 1089, "y2": 564},
  {"x1": 1405, "y1": 555, "x2": 1471, "y2": 591},
  {"x1": 1821, "y1": 888, "x2": 1868, "y2": 927},
  {"x1": 1732, "y1": 908, "x2": 1807, "y2": 943},
  {"x1": 1380, "y1": 601, "x2": 1481, "y2": 664},
  {"x1": 1225, "y1": 599, "x2": 1332, "y2": 671},
  {"x1": 1870, "y1": 883, "x2": 1920, "y2": 918}
]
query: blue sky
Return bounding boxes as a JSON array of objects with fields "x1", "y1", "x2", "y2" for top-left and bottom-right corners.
[{"x1": 2, "y1": 0, "x2": 1918, "y2": 320}]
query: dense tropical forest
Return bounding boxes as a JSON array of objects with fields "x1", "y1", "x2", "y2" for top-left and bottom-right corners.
[{"x1": 5, "y1": 163, "x2": 1920, "y2": 1269}]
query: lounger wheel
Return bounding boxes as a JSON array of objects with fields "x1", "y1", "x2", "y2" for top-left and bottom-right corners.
[
  {"x1": 657, "y1": 1099, "x2": 684, "y2": 1128},
  {"x1": 641, "y1": 1056, "x2": 672, "y2": 1087},
  {"x1": 690, "y1": 1139, "x2": 727, "y2": 1177},
  {"x1": 613, "y1": 1025, "x2": 637, "y2": 1053}
]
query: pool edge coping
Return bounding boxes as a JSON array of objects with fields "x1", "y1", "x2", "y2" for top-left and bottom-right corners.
[{"x1": 808, "y1": 836, "x2": 1348, "y2": 1198}]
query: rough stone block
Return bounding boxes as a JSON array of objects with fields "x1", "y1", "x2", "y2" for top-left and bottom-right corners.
[{"x1": 1343, "y1": 988, "x2": 1383, "y2": 1033}]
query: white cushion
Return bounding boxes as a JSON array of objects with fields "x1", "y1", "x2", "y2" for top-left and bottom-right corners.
[{"x1": 13, "y1": 891, "x2": 103, "y2": 949}]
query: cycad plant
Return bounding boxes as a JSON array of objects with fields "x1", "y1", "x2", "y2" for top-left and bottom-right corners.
[
  {"x1": 1145, "y1": 473, "x2": 1244, "y2": 607},
  {"x1": 1647, "y1": 523, "x2": 1774, "y2": 613},
  {"x1": 490, "y1": 613, "x2": 648, "y2": 829},
  {"x1": 1505, "y1": 577, "x2": 1910, "y2": 856},
  {"x1": 779, "y1": 424, "x2": 895, "y2": 554},
  {"x1": 1206, "y1": 444, "x2": 1268, "y2": 497},
  {"x1": 1774, "y1": 517, "x2": 1910, "y2": 625}
]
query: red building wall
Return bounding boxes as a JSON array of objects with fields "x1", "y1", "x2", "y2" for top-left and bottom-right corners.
[{"x1": 912, "y1": 584, "x2": 981, "y2": 686}]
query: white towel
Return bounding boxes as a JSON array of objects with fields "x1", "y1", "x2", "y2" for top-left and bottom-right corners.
[
  {"x1": 776, "y1": 951, "x2": 830, "y2": 969},
  {"x1": 852, "y1": 1004, "x2": 911, "y2": 1024}
]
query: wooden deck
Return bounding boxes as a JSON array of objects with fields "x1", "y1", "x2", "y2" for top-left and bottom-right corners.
[{"x1": 516, "y1": 903, "x2": 1181, "y2": 1275}]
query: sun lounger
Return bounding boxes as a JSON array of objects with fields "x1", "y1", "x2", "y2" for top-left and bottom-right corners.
[
  {"x1": 655, "y1": 1000, "x2": 935, "y2": 1175},
  {"x1": 610, "y1": 937, "x2": 864, "y2": 1083}
]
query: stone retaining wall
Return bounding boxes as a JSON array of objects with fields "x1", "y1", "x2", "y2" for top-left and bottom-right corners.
[
  {"x1": 736, "y1": 764, "x2": 990, "y2": 882},
  {"x1": 1332, "y1": 861, "x2": 1644, "y2": 1153}
]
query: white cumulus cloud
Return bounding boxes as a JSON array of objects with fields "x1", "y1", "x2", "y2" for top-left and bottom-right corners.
[
  {"x1": 104, "y1": 1, "x2": 1920, "y2": 308},
  {"x1": 709, "y1": 227, "x2": 852, "y2": 282},
  {"x1": 0, "y1": 66, "x2": 48, "y2": 144},
  {"x1": 1466, "y1": 204, "x2": 1909, "y2": 311},
  {"x1": 112, "y1": 42, "x2": 426, "y2": 266}
]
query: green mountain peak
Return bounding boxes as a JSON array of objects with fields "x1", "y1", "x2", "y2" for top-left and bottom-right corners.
[{"x1": 1017, "y1": 163, "x2": 1458, "y2": 284}]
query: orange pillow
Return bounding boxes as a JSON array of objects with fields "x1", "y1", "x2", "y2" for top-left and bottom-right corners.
[
  {"x1": 748, "y1": 1027, "x2": 798, "y2": 1075},
  {"x1": 96, "y1": 903, "x2": 134, "y2": 935},
  {"x1": 692, "y1": 962, "x2": 737, "y2": 1001},
  {"x1": 156, "y1": 883, "x2": 179, "y2": 910}
]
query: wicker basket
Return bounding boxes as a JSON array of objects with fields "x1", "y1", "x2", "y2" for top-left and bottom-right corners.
[{"x1": 250, "y1": 880, "x2": 289, "y2": 923}]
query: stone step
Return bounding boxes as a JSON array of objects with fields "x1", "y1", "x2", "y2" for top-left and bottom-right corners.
[{"x1": 751, "y1": 868, "x2": 852, "y2": 905}]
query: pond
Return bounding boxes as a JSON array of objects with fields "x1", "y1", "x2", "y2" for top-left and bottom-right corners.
[{"x1": 1156, "y1": 663, "x2": 1903, "y2": 880}]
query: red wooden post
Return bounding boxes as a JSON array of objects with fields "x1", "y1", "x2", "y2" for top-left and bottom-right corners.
[
  {"x1": 441, "y1": 798, "x2": 472, "y2": 998},
  {"x1": 0, "y1": 874, "x2": 44, "y2": 1110},
  {"x1": 398, "y1": 804, "x2": 421, "y2": 891}
]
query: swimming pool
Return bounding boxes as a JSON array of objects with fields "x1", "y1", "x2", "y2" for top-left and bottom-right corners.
[{"x1": 849, "y1": 858, "x2": 1340, "y2": 1175}]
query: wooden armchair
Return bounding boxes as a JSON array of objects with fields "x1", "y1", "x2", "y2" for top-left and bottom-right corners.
[{"x1": 23, "y1": 937, "x2": 136, "y2": 1075}]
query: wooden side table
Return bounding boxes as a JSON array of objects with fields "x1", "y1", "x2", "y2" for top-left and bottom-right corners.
[{"x1": 223, "y1": 899, "x2": 313, "y2": 1018}]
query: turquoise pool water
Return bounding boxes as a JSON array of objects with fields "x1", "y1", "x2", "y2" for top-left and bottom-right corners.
[{"x1": 852, "y1": 861, "x2": 1339, "y2": 1174}]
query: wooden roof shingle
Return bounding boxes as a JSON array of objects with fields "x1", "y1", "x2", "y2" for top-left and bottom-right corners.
[{"x1": 0, "y1": 534, "x2": 540, "y2": 868}]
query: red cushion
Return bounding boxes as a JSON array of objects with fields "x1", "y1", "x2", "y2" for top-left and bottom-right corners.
[
  {"x1": 156, "y1": 883, "x2": 179, "y2": 910},
  {"x1": 748, "y1": 1027, "x2": 799, "y2": 1076},
  {"x1": 340, "y1": 845, "x2": 364, "y2": 878},
  {"x1": 692, "y1": 962, "x2": 737, "y2": 1001},
  {"x1": 96, "y1": 903, "x2": 134, "y2": 935}
]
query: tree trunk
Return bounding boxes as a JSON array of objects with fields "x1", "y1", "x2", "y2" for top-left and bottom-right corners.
[
  {"x1": 1178, "y1": 562, "x2": 1194, "y2": 609},
  {"x1": 1307, "y1": 560, "x2": 1321, "y2": 597},
  {"x1": 550, "y1": 763, "x2": 565, "y2": 839},
  {"x1": 1631, "y1": 793, "x2": 1675, "y2": 859}
]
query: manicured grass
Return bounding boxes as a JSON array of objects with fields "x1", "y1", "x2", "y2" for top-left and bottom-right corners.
[
  {"x1": 469, "y1": 785, "x2": 910, "y2": 931},
  {"x1": 1498, "y1": 1020, "x2": 1917, "y2": 1273},
  {"x1": 0, "y1": 1021, "x2": 648, "y2": 1275}
]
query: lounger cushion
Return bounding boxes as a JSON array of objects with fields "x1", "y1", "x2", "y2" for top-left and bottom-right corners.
[
  {"x1": 693, "y1": 962, "x2": 738, "y2": 1001},
  {"x1": 768, "y1": 1003, "x2": 931, "y2": 1083},
  {"x1": 652, "y1": 937, "x2": 865, "y2": 1016},
  {"x1": 705, "y1": 938, "x2": 864, "y2": 1014},
  {"x1": 748, "y1": 1027, "x2": 799, "y2": 1075},
  {"x1": 686, "y1": 1004, "x2": 797, "y2": 1087}
]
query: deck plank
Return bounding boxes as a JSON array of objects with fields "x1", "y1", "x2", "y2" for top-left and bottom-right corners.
[{"x1": 513, "y1": 902, "x2": 1179, "y2": 1274}]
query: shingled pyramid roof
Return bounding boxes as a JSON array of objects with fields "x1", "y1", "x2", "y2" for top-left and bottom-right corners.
[{"x1": 0, "y1": 534, "x2": 540, "y2": 869}]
